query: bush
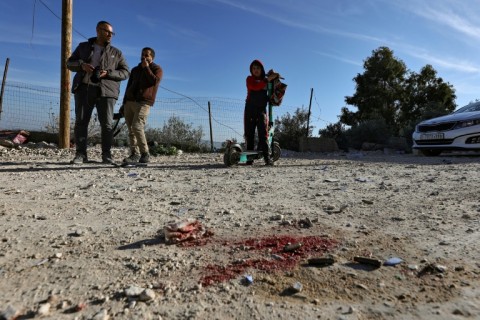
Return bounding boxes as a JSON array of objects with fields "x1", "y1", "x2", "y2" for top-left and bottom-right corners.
[
  {"x1": 149, "y1": 144, "x2": 178, "y2": 156},
  {"x1": 145, "y1": 116, "x2": 208, "y2": 153},
  {"x1": 274, "y1": 108, "x2": 311, "y2": 151}
]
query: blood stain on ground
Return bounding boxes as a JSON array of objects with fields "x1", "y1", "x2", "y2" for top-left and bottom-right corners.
[{"x1": 200, "y1": 235, "x2": 338, "y2": 286}]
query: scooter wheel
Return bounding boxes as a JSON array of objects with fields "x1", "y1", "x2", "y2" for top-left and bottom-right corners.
[
  {"x1": 272, "y1": 142, "x2": 281, "y2": 162},
  {"x1": 224, "y1": 147, "x2": 241, "y2": 166}
]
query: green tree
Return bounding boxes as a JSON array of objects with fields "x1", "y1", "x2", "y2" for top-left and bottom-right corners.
[
  {"x1": 340, "y1": 47, "x2": 457, "y2": 140},
  {"x1": 274, "y1": 108, "x2": 312, "y2": 151},
  {"x1": 400, "y1": 64, "x2": 456, "y2": 129},
  {"x1": 341, "y1": 47, "x2": 407, "y2": 132}
]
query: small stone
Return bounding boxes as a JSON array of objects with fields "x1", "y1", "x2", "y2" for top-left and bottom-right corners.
[
  {"x1": 37, "y1": 303, "x2": 51, "y2": 316},
  {"x1": 92, "y1": 309, "x2": 109, "y2": 320},
  {"x1": 270, "y1": 214, "x2": 284, "y2": 221},
  {"x1": 290, "y1": 282, "x2": 303, "y2": 293},
  {"x1": 436, "y1": 265, "x2": 448, "y2": 273},
  {"x1": 283, "y1": 243, "x2": 302, "y2": 252},
  {"x1": 125, "y1": 285, "x2": 144, "y2": 297},
  {"x1": 355, "y1": 283, "x2": 369, "y2": 290},
  {"x1": 0, "y1": 305, "x2": 21, "y2": 320},
  {"x1": 271, "y1": 254, "x2": 284, "y2": 261},
  {"x1": 454, "y1": 265, "x2": 465, "y2": 272},
  {"x1": 138, "y1": 289, "x2": 156, "y2": 302}
]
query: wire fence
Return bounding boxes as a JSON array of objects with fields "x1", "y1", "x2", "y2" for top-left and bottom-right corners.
[{"x1": 0, "y1": 81, "x2": 304, "y2": 149}]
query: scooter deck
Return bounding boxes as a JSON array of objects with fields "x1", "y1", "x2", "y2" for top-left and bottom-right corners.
[{"x1": 239, "y1": 150, "x2": 264, "y2": 163}]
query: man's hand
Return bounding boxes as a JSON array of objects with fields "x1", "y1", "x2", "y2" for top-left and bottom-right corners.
[
  {"x1": 141, "y1": 57, "x2": 150, "y2": 68},
  {"x1": 81, "y1": 63, "x2": 95, "y2": 73}
]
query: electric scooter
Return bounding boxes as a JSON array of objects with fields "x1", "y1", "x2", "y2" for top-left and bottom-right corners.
[{"x1": 223, "y1": 77, "x2": 282, "y2": 166}]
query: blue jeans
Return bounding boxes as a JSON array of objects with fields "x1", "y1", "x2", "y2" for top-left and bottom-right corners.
[{"x1": 74, "y1": 84, "x2": 116, "y2": 158}]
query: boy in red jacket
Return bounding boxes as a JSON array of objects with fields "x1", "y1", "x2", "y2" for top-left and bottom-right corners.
[{"x1": 244, "y1": 59, "x2": 276, "y2": 166}]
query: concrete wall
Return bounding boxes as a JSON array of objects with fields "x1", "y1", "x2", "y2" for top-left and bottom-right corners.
[{"x1": 298, "y1": 137, "x2": 339, "y2": 152}]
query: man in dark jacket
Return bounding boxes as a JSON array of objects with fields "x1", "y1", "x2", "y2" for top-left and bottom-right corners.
[
  {"x1": 121, "y1": 47, "x2": 163, "y2": 164},
  {"x1": 67, "y1": 21, "x2": 130, "y2": 164}
]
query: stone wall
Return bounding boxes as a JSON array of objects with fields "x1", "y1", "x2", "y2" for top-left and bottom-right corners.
[{"x1": 298, "y1": 137, "x2": 339, "y2": 152}]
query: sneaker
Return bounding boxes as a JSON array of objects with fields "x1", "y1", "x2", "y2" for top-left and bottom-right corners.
[
  {"x1": 123, "y1": 153, "x2": 140, "y2": 163},
  {"x1": 102, "y1": 156, "x2": 116, "y2": 164},
  {"x1": 265, "y1": 158, "x2": 274, "y2": 166},
  {"x1": 139, "y1": 152, "x2": 150, "y2": 163},
  {"x1": 71, "y1": 153, "x2": 87, "y2": 164}
]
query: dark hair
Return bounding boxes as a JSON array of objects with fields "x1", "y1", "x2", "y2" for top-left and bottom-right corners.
[
  {"x1": 142, "y1": 47, "x2": 155, "y2": 59},
  {"x1": 96, "y1": 20, "x2": 112, "y2": 28}
]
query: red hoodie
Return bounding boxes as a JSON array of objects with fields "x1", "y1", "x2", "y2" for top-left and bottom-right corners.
[{"x1": 245, "y1": 59, "x2": 268, "y2": 107}]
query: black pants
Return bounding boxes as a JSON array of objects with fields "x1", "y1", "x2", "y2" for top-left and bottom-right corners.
[
  {"x1": 244, "y1": 103, "x2": 269, "y2": 159},
  {"x1": 74, "y1": 84, "x2": 116, "y2": 158}
]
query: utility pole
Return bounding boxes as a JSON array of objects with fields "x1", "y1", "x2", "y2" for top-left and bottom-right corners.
[
  {"x1": 306, "y1": 88, "x2": 313, "y2": 137},
  {"x1": 0, "y1": 58, "x2": 9, "y2": 120},
  {"x1": 59, "y1": 0, "x2": 72, "y2": 148}
]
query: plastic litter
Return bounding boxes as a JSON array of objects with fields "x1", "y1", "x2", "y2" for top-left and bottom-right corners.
[
  {"x1": 384, "y1": 257, "x2": 403, "y2": 266},
  {"x1": 243, "y1": 274, "x2": 253, "y2": 285}
]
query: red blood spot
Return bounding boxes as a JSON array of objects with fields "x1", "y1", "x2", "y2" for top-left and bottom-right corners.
[{"x1": 200, "y1": 235, "x2": 337, "y2": 286}]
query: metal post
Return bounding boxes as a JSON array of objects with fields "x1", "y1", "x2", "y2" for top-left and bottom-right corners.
[
  {"x1": 59, "y1": 0, "x2": 72, "y2": 148},
  {"x1": 306, "y1": 88, "x2": 313, "y2": 137},
  {"x1": 208, "y1": 101, "x2": 214, "y2": 152},
  {"x1": 0, "y1": 57, "x2": 9, "y2": 120}
]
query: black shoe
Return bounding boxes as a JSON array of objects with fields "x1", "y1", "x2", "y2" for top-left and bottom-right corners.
[
  {"x1": 123, "y1": 153, "x2": 140, "y2": 163},
  {"x1": 71, "y1": 153, "x2": 87, "y2": 164},
  {"x1": 102, "y1": 157, "x2": 116, "y2": 164},
  {"x1": 246, "y1": 160, "x2": 254, "y2": 165},
  {"x1": 265, "y1": 158, "x2": 274, "y2": 166},
  {"x1": 139, "y1": 152, "x2": 150, "y2": 163}
]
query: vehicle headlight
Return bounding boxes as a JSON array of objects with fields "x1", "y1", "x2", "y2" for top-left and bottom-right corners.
[{"x1": 454, "y1": 119, "x2": 480, "y2": 129}]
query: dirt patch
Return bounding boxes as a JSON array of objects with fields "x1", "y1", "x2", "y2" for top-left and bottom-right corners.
[{"x1": 0, "y1": 147, "x2": 479, "y2": 319}]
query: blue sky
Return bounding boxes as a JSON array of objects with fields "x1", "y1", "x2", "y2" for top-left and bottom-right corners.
[{"x1": 1, "y1": 0, "x2": 480, "y2": 133}]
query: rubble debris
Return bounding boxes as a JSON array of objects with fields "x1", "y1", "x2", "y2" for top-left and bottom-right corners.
[
  {"x1": 164, "y1": 218, "x2": 213, "y2": 245},
  {"x1": 307, "y1": 255, "x2": 336, "y2": 266},
  {"x1": 0, "y1": 130, "x2": 29, "y2": 147},
  {"x1": 353, "y1": 256, "x2": 382, "y2": 268},
  {"x1": 283, "y1": 242, "x2": 302, "y2": 252}
]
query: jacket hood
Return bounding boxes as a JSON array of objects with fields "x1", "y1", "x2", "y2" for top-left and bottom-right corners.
[{"x1": 250, "y1": 59, "x2": 265, "y2": 78}]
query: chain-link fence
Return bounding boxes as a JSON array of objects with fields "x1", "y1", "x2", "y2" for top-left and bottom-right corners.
[{"x1": 0, "y1": 81, "x2": 303, "y2": 149}]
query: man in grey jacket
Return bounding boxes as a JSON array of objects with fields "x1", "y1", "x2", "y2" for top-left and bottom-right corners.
[{"x1": 67, "y1": 20, "x2": 130, "y2": 164}]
